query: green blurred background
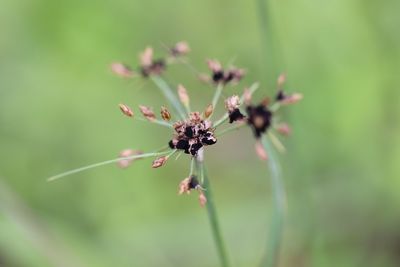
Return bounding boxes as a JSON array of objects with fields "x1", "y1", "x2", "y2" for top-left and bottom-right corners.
[{"x1": 1, "y1": 0, "x2": 399, "y2": 266}]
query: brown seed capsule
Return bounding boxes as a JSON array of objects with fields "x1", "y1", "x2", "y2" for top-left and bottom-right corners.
[
  {"x1": 204, "y1": 104, "x2": 213, "y2": 119},
  {"x1": 160, "y1": 106, "x2": 171, "y2": 121},
  {"x1": 139, "y1": 105, "x2": 156, "y2": 121},
  {"x1": 110, "y1": 62, "x2": 135, "y2": 78},
  {"x1": 117, "y1": 149, "x2": 143, "y2": 168},
  {"x1": 255, "y1": 141, "x2": 268, "y2": 161},
  {"x1": 198, "y1": 191, "x2": 207, "y2": 207},
  {"x1": 119, "y1": 104, "x2": 134, "y2": 117},
  {"x1": 152, "y1": 156, "x2": 169, "y2": 168},
  {"x1": 276, "y1": 123, "x2": 291, "y2": 136},
  {"x1": 139, "y1": 47, "x2": 153, "y2": 67},
  {"x1": 225, "y1": 95, "x2": 240, "y2": 112},
  {"x1": 177, "y1": 84, "x2": 190, "y2": 107},
  {"x1": 281, "y1": 93, "x2": 303, "y2": 105}
]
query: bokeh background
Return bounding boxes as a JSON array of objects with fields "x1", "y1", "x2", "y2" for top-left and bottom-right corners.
[{"x1": 1, "y1": 0, "x2": 400, "y2": 266}]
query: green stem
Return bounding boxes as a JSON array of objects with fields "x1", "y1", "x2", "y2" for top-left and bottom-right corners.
[
  {"x1": 150, "y1": 76, "x2": 187, "y2": 119},
  {"x1": 197, "y1": 159, "x2": 230, "y2": 267},
  {"x1": 48, "y1": 150, "x2": 171, "y2": 181},
  {"x1": 210, "y1": 83, "x2": 224, "y2": 119},
  {"x1": 260, "y1": 137, "x2": 286, "y2": 267}
]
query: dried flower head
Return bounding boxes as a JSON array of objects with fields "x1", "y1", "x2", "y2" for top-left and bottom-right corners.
[
  {"x1": 206, "y1": 59, "x2": 245, "y2": 85},
  {"x1": 178, "y1": 175, "x2": 202, "y2": 195},
  {"x1": 225, "y1": 95, "x2": 245, "y2": 123},
  {"x1": 246, "y1": 103, "x2": 273, "y2": 138}
]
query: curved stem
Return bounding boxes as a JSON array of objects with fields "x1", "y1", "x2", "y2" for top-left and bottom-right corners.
[
  {"x1": 260, "y1": 137, "x2": 286, "y2": 267},
  {"x1": 197, "y1": 159, "x2": 230, "y2": 267}
]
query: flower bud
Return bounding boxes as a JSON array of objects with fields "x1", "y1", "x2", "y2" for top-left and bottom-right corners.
[
  {"x1": 243, "y1": 88, "x2": 252, "y2": 106},
  {"x1": 199, "y1": 191, "x2": 207, "y2": 207},
  {"x1": 171, "y1": 41, "x2": 190, "y2": 56},
  {"x1": 255, "y1": 141, "x2": 268, "y2": 161},
  {"x1": 160, "y1": 106, "x2": 171, "y2": 121},
  {"x1": 139, "y1": 105, "x2": 156, "y2": 121},
  {"x1": 110, "y1": 62, "x2": 134, "y2": 78},
  {"x1": 206, "y1": 59, "x2": 222, "y2": 73},
  {"x1": 281, "y1": 93, "x2": 303, "y2": 105},
  {"x1": 117, "y1": 149, "x2": 143, "y2": 168},
  {"x1": 119, "y1": 104, "x2": 134, "y2": 117},
  {"x1": 139, "y1": 46, "x2": 153, "y2": 67},
  {"x1": 177, "y1": 84, "x2": 190, "y2": 107},
  {"x1": 276, "y1": 123, "x2": 291, "y2": 136},
  {"x1": 277, "y1": 73, "x2": 286, "y2": 88},
  {"x1": 152, "y1": 156, "x2": 169, "y2": 168},
  {"x1": 204, "y1": 104, "x2": 213, "y2": 119}
]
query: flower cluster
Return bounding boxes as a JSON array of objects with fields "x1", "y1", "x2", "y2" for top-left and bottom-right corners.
[{"x1": 108, "y1": 42, "x2": 303, "y2": 206}]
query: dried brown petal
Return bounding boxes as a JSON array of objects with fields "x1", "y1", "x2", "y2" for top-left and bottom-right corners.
[
  {"x1": 255, "y1": 141, "x2": 268, "y2": 161},
  {"x1": 119, "y1": 104, "x2": 134, "y2": 117},
  {"x1": 160, "y1": 106, "x2": 171, "y2": 121},
  {"x1": 110, "y1": 62, "x2": 135, "y2": 78},
  {"x1": 139, "y1": 105, "x2": 156, "y2": 121},
  {"x1": 152, "y1": 156, "x2": 169, "y2": 168},
  {"x1": 225, "y1": 95, "x2": 241, "y2": 112},
  {"x1": 276, "y1": 123, "x2": 291, "y2": 136},
  {"x1": 139, "y1": 47, "x2": 153, "y2": 67},
  {"x1": 243, "y1": 88, "x2": 252, "y2": 106},
  {"x1": 118, "y1": 149, "x2": 143, "y2": 168},
  {"x1": 177, "y1": 84, "x2": 190, "y2": 107},
  {"x1": 204, "y1": 104, "x2": 213, "y2": 119}
]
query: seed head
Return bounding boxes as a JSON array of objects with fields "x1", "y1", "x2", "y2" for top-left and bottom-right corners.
[
  {"x1": 281, "y1": 93, "x2": 303, "y2": 105},
  {"x1": 119, "y1": 103, "x2": 134, "y2": 117},
  {"x1": 139, "y1": 105, "x2": 156, "y2": 121},
  {"x1": 207, "y1": 59, "x2": 222, "y2": 73},
  {"x1": 110, "y1": 62, "x2": 135, "y2": 78},
  {"x1": 160, "y1": 106, "x2": 171, "y2": 121},
  {"x1": 152, "y1": 156, "x2": 169, "y2": 168}
]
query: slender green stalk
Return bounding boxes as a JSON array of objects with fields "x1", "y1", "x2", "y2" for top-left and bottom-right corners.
[
  {"x1": 47, "y1": 150, "x2": 171, "y2": 181},
  {"x1": 216, "y1": 123, "x2": 246, "y2": 137},
  {"x1": 260, "y1": 137, "x2": 286, "y2": 267},
  {"x1": 136, "y1": 117, "x2": 173, "y2": 128},
  {"x1": 210, "y1": 83, "x2": 224, "y2": 119},
  {"x1": 197, "y1": 159, "x2": 230, "y2": 267},
  {"x1": 150, "y1": 76, "x2": 187, "y2": 119}
]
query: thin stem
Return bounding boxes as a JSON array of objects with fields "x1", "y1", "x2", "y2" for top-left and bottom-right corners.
[
  {"x1": 150, "y1": 76, "x2": 187, "y2": 120},
  {"x1": 216, "y1": 122, "x2": 246, "y2": 137},
  {"x1": 260, "y1": 136, "x2": 286, "y2": 267},
  {"x1": 197, "y1": 159, "x2": 230, "y2": 267},
  {"x1": 210, "y1": 83, "x2": 224, "y2": 119},
  {"x1": 136, "y1": 117, "x2": 173, "y2": 128},
  {"x1": 48, "y1": 150, "x2": 171, "y2": 181}
]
